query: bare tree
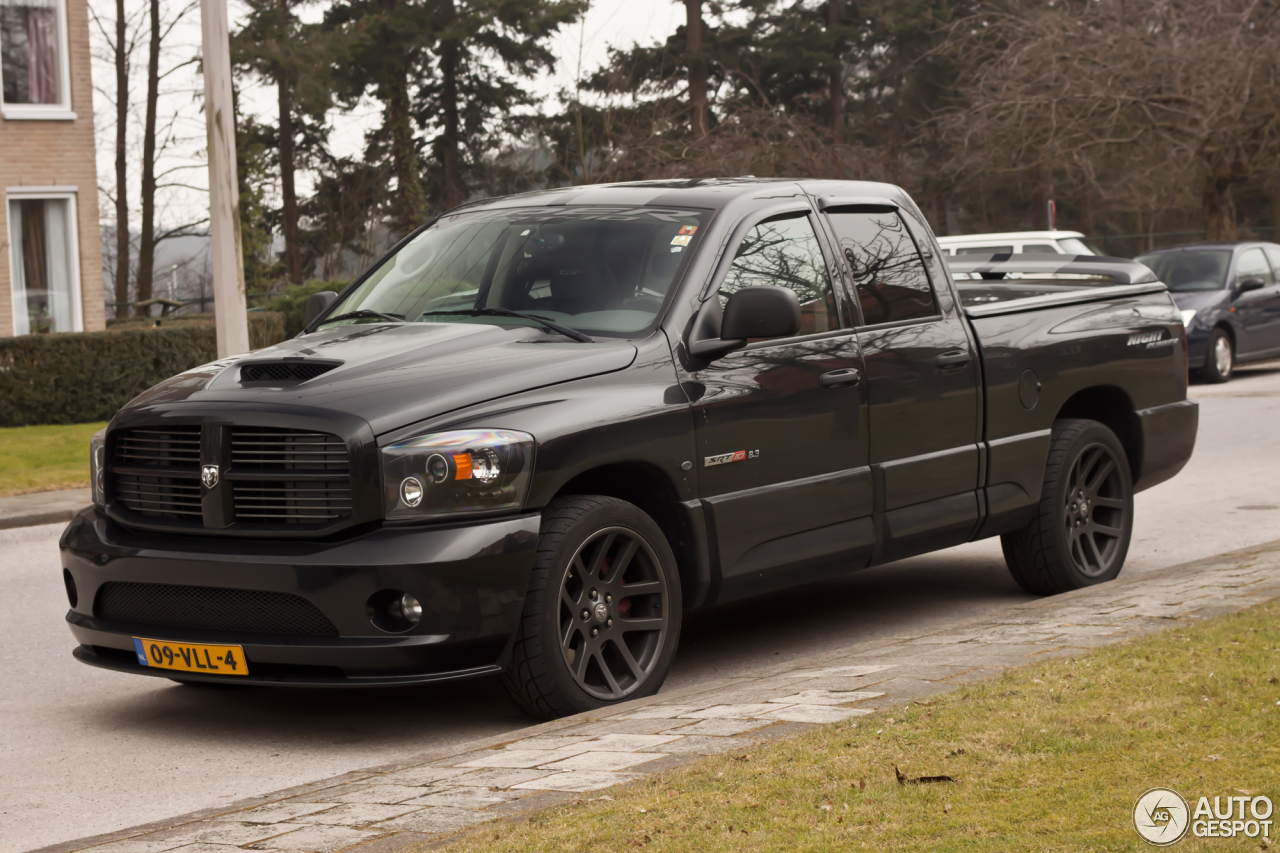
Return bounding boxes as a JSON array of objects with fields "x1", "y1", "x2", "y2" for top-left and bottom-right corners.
[{"x1": 938, "y1": 0, "x2": 1280, "y2": 240}]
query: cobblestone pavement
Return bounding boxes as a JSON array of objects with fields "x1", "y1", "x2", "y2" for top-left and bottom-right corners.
[{"x1": 36, "y1": 538, "x2": 1280, "y2": 853}]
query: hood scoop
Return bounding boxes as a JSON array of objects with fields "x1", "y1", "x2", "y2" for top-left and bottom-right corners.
[{"x1": 238, "y1": 359, "x2": 341, "y2": 385}]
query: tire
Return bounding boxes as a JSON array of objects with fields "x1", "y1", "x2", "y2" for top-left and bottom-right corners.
[
  {"x1": 501, "y1": 496, "x2": 683, "y2": 720},
  {"x1": 1001, "y1": 419, "x2": 1134, "y2": 595},
  {"x1": 1199, "y1": 328, "x2": 1234, "y2": 383}
]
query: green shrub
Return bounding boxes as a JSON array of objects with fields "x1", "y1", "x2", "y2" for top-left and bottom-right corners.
[
  {"x1": 258, "y1": 280, "x2": 349, "y2": 337},
  {"x1": 0, "y1": 312, "x2": 287, "y2": 426}
]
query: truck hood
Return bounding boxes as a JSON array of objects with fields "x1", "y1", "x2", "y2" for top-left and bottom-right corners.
[{"x1": 123, "y1": 322, "x2": 638, "y2": 435}]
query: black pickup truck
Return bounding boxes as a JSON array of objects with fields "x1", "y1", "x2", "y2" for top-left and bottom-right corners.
[{"x1": 60, "y1": 179, "x2": 1198, "y2": 718}]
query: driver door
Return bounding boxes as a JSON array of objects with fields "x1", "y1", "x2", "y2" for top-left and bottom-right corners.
[{"x1": 677, "y1": 212, "x2": 874, "y2": 603}]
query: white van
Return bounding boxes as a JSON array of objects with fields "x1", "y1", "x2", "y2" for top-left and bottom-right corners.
[{"x1": 936, "y1": 230, "x2": 1096, "y2": 256}]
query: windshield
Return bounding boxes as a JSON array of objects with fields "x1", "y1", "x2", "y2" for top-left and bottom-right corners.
[
  {"x1": 1056, "y1": 237, "x2": 1097, "y2": 256},
  {"x1": 321, "y1": 206, "x2": 710, "y2": 337},
  {"x1": 1135, "y1": 250, "x2": 1231, "y2": 292}
]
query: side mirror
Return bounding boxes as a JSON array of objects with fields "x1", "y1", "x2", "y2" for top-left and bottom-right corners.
[
  {"x1": 689, "y1": 286, "x2": 802, "y2": 358},
  {"x1": 305, "y1": 291, "x2": 338, "y2": 326},
  {"x1": 1238, "y1": 277, "x2": 1266, "y2": 293}
]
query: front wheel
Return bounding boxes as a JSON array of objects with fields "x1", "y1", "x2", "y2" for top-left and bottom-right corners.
[
  {"x1": 1001, "y1": 419, "x2": 1134, "y2": 595},
  {"x1": 1200, "y1": 328, "x2": 1234, "y2": 383},
  {"x1": 501, "y1": 496, "x2": 682, "y2": 719}
]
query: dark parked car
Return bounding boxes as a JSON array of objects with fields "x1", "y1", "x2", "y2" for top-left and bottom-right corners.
[
  {"x1": 60, "y1": 179, "x2": 1197, "y2": 719},
  {"x1": 1135, "y1": 242, "x2": 1280, "y2": 382}
]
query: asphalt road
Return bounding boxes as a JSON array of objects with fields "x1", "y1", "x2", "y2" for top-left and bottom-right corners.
[{"x1": 3, "y1": 364, "x2": 1279, "y2": 852}]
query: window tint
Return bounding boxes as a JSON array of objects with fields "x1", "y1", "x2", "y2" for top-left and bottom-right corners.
[
  {"x1": 1135, "y1": 250, "x2": 1231, "y2": 292},
  {"x1": 718, "y1": 214, "x2": 837, "y2": 335},
  {"x1": 1236, "y1": 248, "x2": 1274, "y2": 284},
  {"x1": 956, "y1": 245, "x2": 1013, "y2": 255},
  {"x1": 826, "y1": 210, "x2": 937, "y2": 325}
]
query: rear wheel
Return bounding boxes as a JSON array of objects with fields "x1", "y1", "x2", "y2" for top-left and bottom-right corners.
[
  {"x1": 1001, "y1": 419, "x2": 1133, "y2": 595},
  {"x1": 501, "y1": 496, "x2": 682, "y2": 719},
  {"x1": 1200, "y1": 328, "x2": 1234, "y2": 383}
]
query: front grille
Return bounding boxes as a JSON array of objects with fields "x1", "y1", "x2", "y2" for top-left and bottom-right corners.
[
  {"x1": 241, "y1": 362, "x2": 336, "y2": 382},
  {"x1": 114, "y1": 427, "x2": 201, "y2": 519},
  {"x1": 231, "y1": 428, "x2": 347, "y2": 471},
  {"x1": 115, "y1": 474, "x2": 202, "y2": 519},
  {"x1": 233, "y1": 480, "x2": 352, "y2": 522},
  {"x1": 95, "y1": 581, "x2": 339, "y2": 636},
  {"x1": 116, "y1": 427, "x2": 201, "y2": 468}
]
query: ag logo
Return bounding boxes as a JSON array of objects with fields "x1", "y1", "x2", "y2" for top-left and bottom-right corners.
[
  {"x1": 1134, "y1": 788, "x2": 1190, "y2": 845},
  {"x1": 201, "y1": 464, "x2": 220, "y2": 489}
]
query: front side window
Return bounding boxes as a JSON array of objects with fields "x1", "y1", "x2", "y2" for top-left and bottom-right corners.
[
  {"x1": 1135, "y1": 250, "x2": 1231, "y2": 293},
  {"x1": 325, "y1": 206, "x2": 709, "y2": 337},
  {"x1": 1, "y1": 0, "x2": 62, "y2": 105},
  {"x1": 1235, "y1": 248, "x2": 1274, "y2": 285},
  {"x1": 8, "y1": 197, "x2": 75, "y2": 334},
  {"x1": 827, "y1": 209, "x2": 937, "y2": 325},
  {"x1": 717, "y1": 214, "x2": 837, "y2": 336}
]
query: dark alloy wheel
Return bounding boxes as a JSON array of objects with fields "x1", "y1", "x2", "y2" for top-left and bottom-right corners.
[
  {"x1": 501, "y1": 496, "x2": 682, "y2": 719},
  {"x1": 558, "y1": 526, "x2": 670, "y2": 701},
  {"x1": 1002, "y1": 419, "x2": 1134, "y2": 595},
  {"x1": 1061, "y1": 443, "x2": 1131, "y2": 579}
]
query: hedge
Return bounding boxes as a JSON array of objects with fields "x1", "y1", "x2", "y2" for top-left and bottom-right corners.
[{"x1": 0, "y1": 312, "x2": 287, "y2": 427}]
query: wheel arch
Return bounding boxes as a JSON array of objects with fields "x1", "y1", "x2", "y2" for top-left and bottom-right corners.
[
  {"x1": 551, "y1": 461, "x2": 705, "y2": 609},
  {"x1": 1054, "y1": 385, "x2": 1142, "y2": 483}
]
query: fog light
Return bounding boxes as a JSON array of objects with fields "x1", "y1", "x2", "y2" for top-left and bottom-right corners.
[
  {"x1": 400, "y1": 476, "x2": 424, "y2": 507},
  {"x1": 392, "y1": 593, "x2": 422, "y2": 624},
  {"x1": 63, "y1": 569, "x2": 78, "y2": 608}
]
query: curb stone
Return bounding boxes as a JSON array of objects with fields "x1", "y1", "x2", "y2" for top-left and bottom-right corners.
[
  {"x1": 27, "y1": 536, "x2": 1280, "y2": 853},
  {"x1": 0, "y1": 487, "x2": 90, "y2": 530}
]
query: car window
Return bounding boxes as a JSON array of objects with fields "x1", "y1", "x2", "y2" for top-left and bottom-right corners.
[
  {"x1": 1056, "y1": 237, "x2": 1097, "y2": 255},
  {"x1": 1264, "y1": 246, "x2": 1280, "y2": 278},
  {"x1": 718, "y1": 214, "x2": 837, "y2": 336},
  {"x1": 1022, "y1": 244, "x2": 1058, "y2": 253},
  {"x1": 1236, "y1": 248, "x2": 1274, "y2": 284},
  {"x1": 955, "y1": 245, "x2": 1013, "y2": 255},
  {"x1": 1135, "y1": 250, "x2": 1231, "y2": 292},
  {"x1": 825, "y1": 210, "x2": 938, "y2": 326}
]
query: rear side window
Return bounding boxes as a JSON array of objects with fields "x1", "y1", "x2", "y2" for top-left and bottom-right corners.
[
  {"x1": 1022, "y1": 244, "x2": 1058, "y2": 253},
  {"x1": 719, "y1": 214, "x2": 837, "y2": 335},
  {"x1": 955, "y1": 245, "x2": 1013, "y2": 255},
  {"x1": 1237, "y1": 248, "x2": 1275, "y2": 284},
  {"x1": 826, "y1": 210, "x2": 938, "y2": 325}
]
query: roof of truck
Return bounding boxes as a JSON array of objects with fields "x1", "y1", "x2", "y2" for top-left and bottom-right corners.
[{"x1": 936, "y1": 230, "x2": 1086, "y2": 244}]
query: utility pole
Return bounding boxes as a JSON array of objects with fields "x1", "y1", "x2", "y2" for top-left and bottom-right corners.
[{"x1": 200, "y1": 0, "x2": 250, "y2": 357}]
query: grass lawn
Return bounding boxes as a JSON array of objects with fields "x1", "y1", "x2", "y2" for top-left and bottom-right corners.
[
  {"x1": 0, "y1": 422, "x2": 106, "y2": 496},
  {"x1": 441, "y1": 600, "x2": 1280, "y2": 852}
]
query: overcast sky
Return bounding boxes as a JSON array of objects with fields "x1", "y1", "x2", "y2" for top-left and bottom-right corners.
[{"x1": 92, "y1": 0, "x2": 690, "y2": 230}]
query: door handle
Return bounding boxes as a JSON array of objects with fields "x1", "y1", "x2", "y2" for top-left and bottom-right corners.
[
  {"x1": 935, "y1": 350, "x2": 971, "y2": 369},
  {"x1": 819, "y1": 368, "x2": 861, "y2": 388}
]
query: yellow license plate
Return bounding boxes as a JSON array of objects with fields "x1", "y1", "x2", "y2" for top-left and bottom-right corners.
[{"x1": 132, "y1": 638, "x2": 249, "y2": 676}]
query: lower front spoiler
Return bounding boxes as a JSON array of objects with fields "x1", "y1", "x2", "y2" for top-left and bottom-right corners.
[{"x1": 71, "y1": 642, "x2": 500, "y2": 687}]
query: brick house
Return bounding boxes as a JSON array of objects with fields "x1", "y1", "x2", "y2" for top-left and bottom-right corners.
[{"x1": 1, "y1": 0, "x2": 104, "y2": 335}]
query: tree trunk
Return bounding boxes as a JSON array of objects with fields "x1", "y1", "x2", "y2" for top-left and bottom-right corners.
[
  {"x1": 438, "y1": 3, "x2": 466, "y2": 211},
  {"x1": 1203, "y1": 173, "x2": 1238, "y2": 241},
  {"x1": 827, "y1": 0, "x2": 842, "y2": 142},
  {"x1": 135, "y1": 0, "x2": 161, "y2": 315},
  {"x1": 685, "y1": 0, "x2": 709, "y2": 137},
  {"x1": 113, "y1": 0, "x2": 129, "y2": 316},
  {"x1": 277, "y1": 0, "x2": 302, "y2": 284},
  {"x1": 386, "y1": 58, "x2": 427, "y2": 229}
]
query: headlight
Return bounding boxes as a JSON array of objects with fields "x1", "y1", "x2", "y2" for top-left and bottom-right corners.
[
  {"x1": 90, "y1": 428, "x2": 107, "y2": 507},
  {"x1": 1179, "y1": 309, "x2": 1197, "y2": 328},
  {"x1": 381, "y1": 429, "x2": 534, "y2": 520}
]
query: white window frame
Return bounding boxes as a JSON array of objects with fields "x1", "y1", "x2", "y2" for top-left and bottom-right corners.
[
  {"x1": 0, "y1": 0, "x2": 76, "y2": 120},
  {"x1": 6, "y1": 186, "x2": 83, "y2": 334}
]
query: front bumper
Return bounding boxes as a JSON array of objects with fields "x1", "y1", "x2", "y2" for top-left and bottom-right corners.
[{"x1": 59, "y1": 508, "x2": 540, "y2": 686}]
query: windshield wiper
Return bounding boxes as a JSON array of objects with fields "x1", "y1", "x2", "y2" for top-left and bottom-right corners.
[
  {"x1": 318, "y1": 309, "x2": 406, "y2": 327},
  {"x1": 427, "y1": 308, "x2": 594, "y2": 343}
]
